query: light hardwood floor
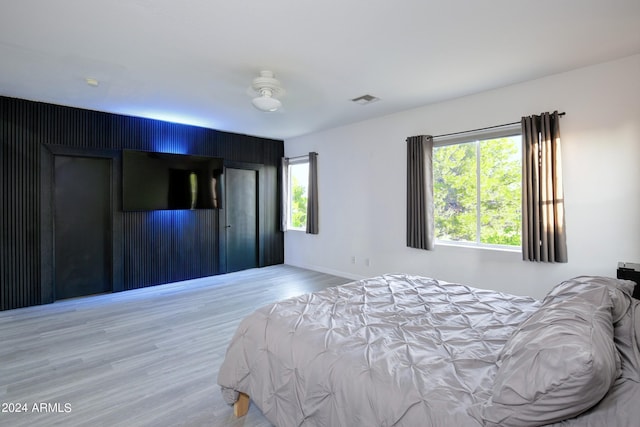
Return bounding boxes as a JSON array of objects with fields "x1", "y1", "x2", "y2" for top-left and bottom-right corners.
[{"x1": 0, "y1": 265, "x2": 351, "y2": 427}]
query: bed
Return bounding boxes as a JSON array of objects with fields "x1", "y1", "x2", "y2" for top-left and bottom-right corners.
[{"x1": 217, "y1": 274, "x2": 640, "y2": 426}]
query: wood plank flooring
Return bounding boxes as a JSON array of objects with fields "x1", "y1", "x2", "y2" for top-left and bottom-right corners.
[{"x1": 0, "y1": 265, "x2": 351, "y2": 427}]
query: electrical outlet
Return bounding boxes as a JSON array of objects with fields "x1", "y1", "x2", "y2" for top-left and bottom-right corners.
[
  {"x1": 351, "y1": 256, "x2": 356, "y2": 264},
  {"x1": 365, "y1": 258, "x2": 370, "y2": 267}
]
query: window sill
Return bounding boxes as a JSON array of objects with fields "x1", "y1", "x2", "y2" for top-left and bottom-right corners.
[{"x1": 435, "y1": 240, "x2": 521, "y2": 253}]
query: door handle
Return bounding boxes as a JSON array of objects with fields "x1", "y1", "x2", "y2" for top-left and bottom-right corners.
[{"x1": 225, "y1": 224, "x2": 232, "y2": 228}]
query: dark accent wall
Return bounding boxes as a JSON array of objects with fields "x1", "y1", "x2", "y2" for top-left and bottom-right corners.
[{"x1": 0, "y1": 96, "x2": 284, "y2": 311}]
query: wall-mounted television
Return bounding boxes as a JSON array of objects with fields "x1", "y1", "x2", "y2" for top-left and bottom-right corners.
[{"x1": 122, "y1": 150, "x2": 223, "y2": 211}]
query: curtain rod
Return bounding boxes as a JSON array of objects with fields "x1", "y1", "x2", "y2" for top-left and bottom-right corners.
[
  {"x1": 285, "y1": 152, "x2": 317, "y2": 161},
  {"x1": 432, "y1": 112, "x2": 566, "y2": 139}
]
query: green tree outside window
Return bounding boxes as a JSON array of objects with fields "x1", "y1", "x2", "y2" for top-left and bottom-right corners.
[
  {"x1": 288, "y1": 162, "x2": 309, "y2": 229},
  {"x1": 434, "y1": 136, "x2": 521, "y2": 246},
  {"x1": 291, "y1": 175, "x2": 307, "y2": 228}
]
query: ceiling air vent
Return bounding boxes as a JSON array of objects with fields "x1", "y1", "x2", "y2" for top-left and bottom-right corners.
[{"x1": 351, "y1": 94, "x2": 380, "y2": 105}]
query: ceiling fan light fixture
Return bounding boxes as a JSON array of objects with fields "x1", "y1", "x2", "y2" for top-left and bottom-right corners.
[
  {"x1": 250, "y1": 70, "x2": 284, "y2": 112},
  {"x1": 252, "y1": 90, "x2": 282, "y2": 112}
]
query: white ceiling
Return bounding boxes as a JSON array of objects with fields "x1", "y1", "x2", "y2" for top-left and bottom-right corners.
[{"x1": 1, "y1": 0, "x2": 639, "y2": 140}]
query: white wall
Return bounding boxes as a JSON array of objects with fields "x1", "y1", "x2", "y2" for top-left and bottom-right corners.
[{"x1": 284, "y1": 54, "x2": 640, "y2": 299}]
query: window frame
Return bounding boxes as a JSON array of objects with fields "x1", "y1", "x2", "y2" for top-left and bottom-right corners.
[
  {"x1": 285, "y1": 156, "x2": 309, "y2": 232},
  {"x1": 433, "y1": 124, "x2": 522, "y2": 251}
]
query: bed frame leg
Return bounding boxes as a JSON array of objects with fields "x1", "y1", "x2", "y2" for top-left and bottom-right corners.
[{"x1": 233, "y1": 392, "x2": 250, "y2": 417}]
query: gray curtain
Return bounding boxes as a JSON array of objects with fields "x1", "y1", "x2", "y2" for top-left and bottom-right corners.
[
  {"x1": 280, "y1": 157, "x2": 289, "y2": 232},
  {"x1": 306, "y1": 152, "x2": 319, "y2": 234},
  {"x1": 406, "y1": 135, "x2": 434, "y2": 250},
  {"x1": 521, "y1": 111, "x2": 567, "y2": 262}
]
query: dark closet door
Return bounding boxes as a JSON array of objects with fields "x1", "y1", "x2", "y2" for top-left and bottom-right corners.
[
  {"x1": 225, "y1": 168, "x2": 258, "y2": 273},
  {"x1": 54, "y1": 156, "x2": 112, "y2": 299}
]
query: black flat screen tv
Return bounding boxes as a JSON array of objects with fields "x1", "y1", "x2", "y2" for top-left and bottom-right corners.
[{"x1": 122, "y1": 150, "x2": 223, "y2": 211}]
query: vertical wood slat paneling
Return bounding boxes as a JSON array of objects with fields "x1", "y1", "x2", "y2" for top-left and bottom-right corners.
[
  {"x1": 1, "y1": 99, "x2": 40, "y2": 310},
  {"x1": 261, "y1": 140, "x2": 284, "y2": 266},
  {"x1": 122, "y1": 210, "x2": 219, "y2": 290},
  {"x1": 1, "y1": 100, "x2": 9, "y2": 309},
  {"x1": 1, "y1": 95, "x2": 284, "y2": 311}
]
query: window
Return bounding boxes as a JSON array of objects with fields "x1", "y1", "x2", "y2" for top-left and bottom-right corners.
[
  {"x1": 433, "y1": 130, "x2": 522, "y2": 248},
  {"x1": 286, "y1": 158, "x2": 309, "y2": 230}
]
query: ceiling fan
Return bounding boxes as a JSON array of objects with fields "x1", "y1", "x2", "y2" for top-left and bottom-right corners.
[{"x1": 249, "y1": 70, "x2": 284, "y2": 112}]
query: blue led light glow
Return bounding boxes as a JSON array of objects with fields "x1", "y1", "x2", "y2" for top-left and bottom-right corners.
[
  {"x1": 152, "y1": 139, "x2": 188, "y2": 154},
  {"x1": 148, "y1": 209, "x2": 194, "y2": 237}
]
